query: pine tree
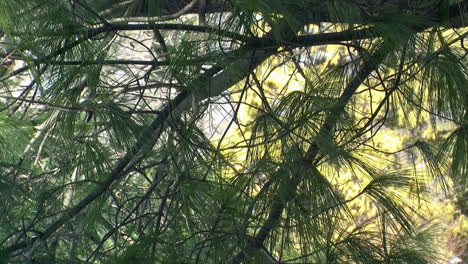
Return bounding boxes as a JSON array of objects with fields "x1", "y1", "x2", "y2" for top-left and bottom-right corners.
[{"x1": 0, "y1": 0, "x2": 466, "y2": 263}]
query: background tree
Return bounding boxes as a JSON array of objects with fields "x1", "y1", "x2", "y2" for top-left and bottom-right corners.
[{"x1": 0, "y1": 0, "x2": 466, "y2": 263}]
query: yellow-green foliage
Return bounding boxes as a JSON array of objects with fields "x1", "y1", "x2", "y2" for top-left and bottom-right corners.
[{"x1": 214, "y1": 33, "x2": 466, "y2": 260}]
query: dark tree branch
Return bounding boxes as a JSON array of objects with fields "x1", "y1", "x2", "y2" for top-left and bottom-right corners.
[{"x1": 115, "y1": 0, "x2": 467, "y2": 27}]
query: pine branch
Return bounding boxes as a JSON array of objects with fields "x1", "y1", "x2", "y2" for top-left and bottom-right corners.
[
  {"x1": 0, "y1": 24, "x2": 376, "y2": 83},
  {"x1": 0, "y1": 25, "x2": 274, "y2": 256},
  {"x1": 231, "y1": 41, "x2": 393, "y2": 264}
]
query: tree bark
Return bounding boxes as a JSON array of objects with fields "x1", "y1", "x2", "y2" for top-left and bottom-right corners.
[{"x1": 121, "y1": 0, "x2": 467, "y2": 27}]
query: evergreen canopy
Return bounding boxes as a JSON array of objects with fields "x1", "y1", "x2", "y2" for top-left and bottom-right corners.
[{"x1": 0, "y1": 0, "x2": 467, "y2": 263}]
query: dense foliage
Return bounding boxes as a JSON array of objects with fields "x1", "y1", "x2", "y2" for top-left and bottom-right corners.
[{"x1": 0, "y1": 0, "x2": 466, "y2": 263}]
